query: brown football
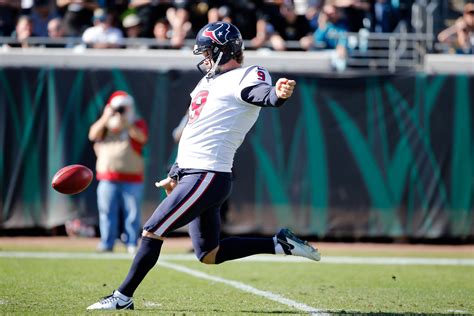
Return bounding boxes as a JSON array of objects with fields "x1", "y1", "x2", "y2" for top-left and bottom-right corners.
[{"x1": 51, "y1": 164, "x2": 93, "y2": 195}]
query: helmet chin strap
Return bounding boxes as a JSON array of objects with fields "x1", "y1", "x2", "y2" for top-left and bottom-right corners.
[{"x1": 206, "y1": 51, "x2": 223, "y2": 78}]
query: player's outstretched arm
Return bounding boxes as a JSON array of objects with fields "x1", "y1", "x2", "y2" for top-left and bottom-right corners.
[{"x1": 275, "y1": 78, "x2": 296, "y2": 99}]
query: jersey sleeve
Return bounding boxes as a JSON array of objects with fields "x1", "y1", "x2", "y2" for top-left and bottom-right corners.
[
  {"x1": 236, "y1": 66, "x2": 287, "y2": 107},
  {"x1": 235, "y1": 66, "x2": 272, "y2": 102}
]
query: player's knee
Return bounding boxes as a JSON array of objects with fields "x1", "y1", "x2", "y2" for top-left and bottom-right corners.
[
  {"x1": 200, "y1": 254, "x2": 217, "y2": 264},
  {"x1": 141, "y1": 230, "x2": 164, "y2": 240},
  {"x1": 197, "y1": 247, "x2": 219, "y2": 265}
]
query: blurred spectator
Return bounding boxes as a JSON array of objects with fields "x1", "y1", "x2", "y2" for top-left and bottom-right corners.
[
  {"x1": 334, "y1": 0, "x2": 371, "y2": 32},
  {"x1": 13, "y1": 15, "x2": 34, "y2": 47},
  {"x1": 122, "y1": 13, "x2": 145, "y2": 48},
  {"x1": 46, "y1": 17, "x2": 78, "y2": 47},
  {"x1": 313, "y1": 4, "x2": 348, "y2": 49},
  {"x1": 220, "y1": 1, "x2": 260, "y2": 40},
  {"x1": 128, "y1": 0, "x2": 172, "y2": 38},
  {"x1": 21, "y1": 0, "x2": 34, "y2": 15},
  {"x1": 269, "y1": 2, "x2": 313, "y2": 51},
  {"x1": 47, "y1": 17, "x2": 64, "y2": 38},
  {"x1": 57, "y1": 0, "x2": 98, "y2": 37},
  {"x1": 100, "y1": 0, "x2": 128, "y2": 13},
  {"x1": 251, "y1": 0, "x2": 285, "y2": 49},
  {"x1": 185, "y1": 0, "x2": 209, "y2": 37},
  {"x1": 396, "y1": 0, "x2": 412, "y2": 31},
  {"x1": 208, "y1": 4, "x2": 232, "y2": 24},
  {"x1": 205, "y1": 1, "x2": 260, "y2": 41},
  {"x1": 166, "y1": 2, "x2": 191, "y2": 48},
  {"x1": 369, "y1": 0, "x2": 399, "y2": 33},
  {"x1": 299, "y1": 3, "x2": 349, "y2": 70},
  {"x1": 304, "y1": 0, "x2": 323, "y2": 32},
  {"x1": 153, "y1": 18, "x2": 171, "y2": 42},
  {"x1": 0, "y1": 0, "x2": 21, "y2": 37},
  {"x1": 122, "y1": 13, "x2": 141, "y2": 38},
  {"x1": 204, "y1": 0, "x2": 260, "y2": 41},
  {"x1": 30, "y1": 0, "x2": 58, "y2": 37},
  {"x1": 82, "y1": 8, "x2": 123, "y2": 48},
  {"x1": 88, "y1": 91, "x2": 148, "y2": 254},
  {"x1": 438, "y1": 2, "x2": 474, "y2": 54}
]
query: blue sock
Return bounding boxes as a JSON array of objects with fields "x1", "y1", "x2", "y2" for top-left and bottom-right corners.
[
  {"x1": 118, "y1": 236, "x2": 163, "y2": 297},
  {"x1": 215, "y1": 237, "x2": 275, "y2": 264}
]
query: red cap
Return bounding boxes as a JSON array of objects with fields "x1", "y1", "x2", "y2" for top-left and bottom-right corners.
[{"x1": 107, "y1": 91, "x2": 134, "y2": 109}]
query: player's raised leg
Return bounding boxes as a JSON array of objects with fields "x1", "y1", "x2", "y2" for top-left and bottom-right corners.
[
  {"x1": 199, "y1": 229, "x2": 320, "y2": 264},
  {"x1": 189, "y1": 206, "x2": 320, "y2": 264},
  {"x1": 274, "y1": 228, "x2": 321, "y2": 261}
]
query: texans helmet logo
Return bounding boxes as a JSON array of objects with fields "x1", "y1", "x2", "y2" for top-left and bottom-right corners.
[{"x1": 202, "y1": 23, "x2": 231, "y2": 45}]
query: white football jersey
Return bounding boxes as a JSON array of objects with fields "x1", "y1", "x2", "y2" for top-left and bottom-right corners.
[{"x1": 176, "y1": 65, "x2": 272, "y2": 172}]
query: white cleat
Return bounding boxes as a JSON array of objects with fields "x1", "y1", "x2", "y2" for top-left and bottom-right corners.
[
  {"x1": 276, "y1": 228, "x2": 321, "y2": 261},
  {"x1": 87, "y1": 291, "x2": 134, "y2": 310}
]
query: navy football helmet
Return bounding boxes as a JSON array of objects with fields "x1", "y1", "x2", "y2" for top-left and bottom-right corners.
[{"x1": 193, "y1": 22, "x2": 244, "y2": 77}]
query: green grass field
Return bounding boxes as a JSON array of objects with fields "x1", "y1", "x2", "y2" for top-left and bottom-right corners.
[{"x1": 0, "y1": 239, "x2": 473, "y2": 315}]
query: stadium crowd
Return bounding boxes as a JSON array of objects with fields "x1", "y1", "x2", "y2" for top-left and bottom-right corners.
[{"x1": 0, "y1": 0, "x2": 472, "y2": 53}]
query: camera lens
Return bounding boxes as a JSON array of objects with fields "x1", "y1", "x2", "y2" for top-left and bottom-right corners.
[{"x1": 115, "y1": 107, "x2": 126, "y2": 114}]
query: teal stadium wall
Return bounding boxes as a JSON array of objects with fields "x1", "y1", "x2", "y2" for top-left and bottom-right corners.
[{"x1": 1, "y1": 68, "x2": 473, "y2": 238}]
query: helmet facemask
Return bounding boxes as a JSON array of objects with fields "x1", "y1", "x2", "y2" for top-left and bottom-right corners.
[{"x1": 194, "y1": 45, "x2": 224, "y2": 78}]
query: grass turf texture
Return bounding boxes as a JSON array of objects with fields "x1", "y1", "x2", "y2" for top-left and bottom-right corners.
[
  {"x1": 0, "y1": 249, "x2": 472, "y2": 314},
  {"x1": 1, "y1": 237, "x2": 473, "y2": 258}
]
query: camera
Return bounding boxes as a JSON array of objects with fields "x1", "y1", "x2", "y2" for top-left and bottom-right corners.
[{"x1": 114, "y1": 106, "x2": 126, "y2": 114}]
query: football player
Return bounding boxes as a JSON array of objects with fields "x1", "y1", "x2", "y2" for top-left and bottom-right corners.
[{"x1": 87, "y1": 21, "x2": 320, "y2": 311}]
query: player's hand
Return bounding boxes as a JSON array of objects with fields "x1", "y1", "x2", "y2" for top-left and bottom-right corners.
[
  {"x1": 275, "y1": 78, "x2": 296, "y2": 99},
  {"x1": 155, "y1": 177, "x2": 177, "y2": 195}
]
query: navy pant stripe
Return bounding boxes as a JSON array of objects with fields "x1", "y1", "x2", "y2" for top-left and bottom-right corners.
[
  {"x1": 154, "y1": 173, "x2": 216, "y2": 236},
  {"x1": 147, "y1": 173, "x2": 205, "y2": 233}
]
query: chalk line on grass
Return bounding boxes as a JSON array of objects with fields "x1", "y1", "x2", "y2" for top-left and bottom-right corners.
[
  {"x1": 142, "y1": 301, "x2": 162, "y2": 308},
  {"x1": 2, "y1": 252, "x2": 473, "y2": 314},
  {"x1": 0, "y1": 251, "x2": 327, "y2": 315},
  {"x1": 1, "y1": 252, "x2": 473, "y2": 266},
  {"x1": 157, "y1": 260, "x2": 328, "y2": 315}
]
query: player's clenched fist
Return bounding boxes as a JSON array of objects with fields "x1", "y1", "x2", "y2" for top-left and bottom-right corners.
[{"x1": 275, "y1": 78, "x2": 296, "y2": 99}]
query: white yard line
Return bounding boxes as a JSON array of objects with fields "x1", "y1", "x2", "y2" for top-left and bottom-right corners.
[
  {"x1": 0, "y1": 251, "x2": 327, "y2": 315},
  {"x1": 1, "y1": 252, "x2": 473, "y2": 266},
  {"x1": 157, "y1": 260, "x2": 328, "y2": 315},
  {"x1": 1, "y1": 252, "x2": 473, "y2": 314}
]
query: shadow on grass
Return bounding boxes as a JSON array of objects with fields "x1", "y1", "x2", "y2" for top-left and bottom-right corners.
[
  {"x1": 151, "y1": 309, "x2": 469, "y2": 315},
  {"x1": 330, "y1": 312, "x2": 466, "y2": 315},
  {"x1": 153, "y1": 309, "x2": 299, "y2": 314}
]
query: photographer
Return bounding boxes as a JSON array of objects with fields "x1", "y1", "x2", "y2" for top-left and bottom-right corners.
[{"x1": 88, "y1": 91, "x2": 148, "y2": 254}]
